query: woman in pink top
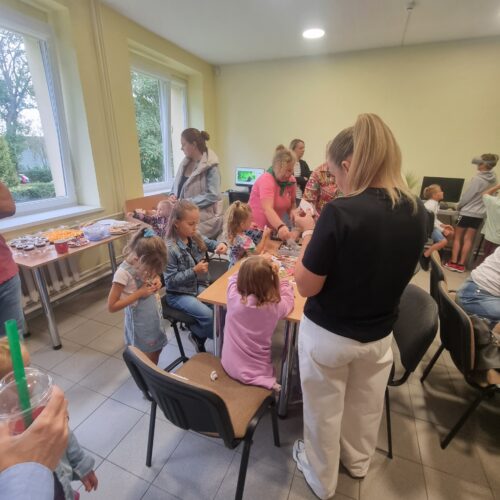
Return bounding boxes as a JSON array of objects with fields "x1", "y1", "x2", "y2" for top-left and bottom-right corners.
[
  {"x1": 248, "y1": 145, "x2": 297, "y2": 241},
  {"x1": 221, "y1": 256, "x2": 294, "y2": 390}
]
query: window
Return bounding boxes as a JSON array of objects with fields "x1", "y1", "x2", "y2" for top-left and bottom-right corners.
[
  {"x1": 0, "y1": 16, "x2": 75, "y2": 214},
  {"x1": 131, "y1": 69, "x2": 187, "y2": 193}
]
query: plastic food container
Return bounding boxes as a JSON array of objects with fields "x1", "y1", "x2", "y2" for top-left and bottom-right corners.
[{"x1": 83, "y1": 224, "x2": 110, "y2": 241}]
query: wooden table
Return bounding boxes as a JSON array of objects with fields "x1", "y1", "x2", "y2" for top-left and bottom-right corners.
[
  {"x1": 13, "y1": 232, "x2": 130, "y2": 349},
  {"x1": 198, "y1": 241, "x2": 306, "y2": 417}
]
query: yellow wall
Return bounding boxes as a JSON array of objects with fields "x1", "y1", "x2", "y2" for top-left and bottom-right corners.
[{"x1": 215, "y1": 37, "x2": 500, "y2": 191}]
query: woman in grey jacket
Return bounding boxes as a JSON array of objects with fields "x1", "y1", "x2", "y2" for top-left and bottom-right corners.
[
  {"x1": 172, "y1": 129, "x2": 223, "y2": 239},
  {"x1": 445, "y1": 154, "x2": 498, "y2": 273}
]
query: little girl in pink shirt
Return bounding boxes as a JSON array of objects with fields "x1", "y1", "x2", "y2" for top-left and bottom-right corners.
[{"x1": 221, "y1": 255, "x2": 294, "y2": 391}]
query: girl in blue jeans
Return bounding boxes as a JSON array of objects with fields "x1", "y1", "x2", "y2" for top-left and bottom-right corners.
[
  {"x1": 456, "y1": 246, "x2": 500, "y2": 322},
  {"x1": 164, "y1": 200, "x2": 227, "y2": 352}
]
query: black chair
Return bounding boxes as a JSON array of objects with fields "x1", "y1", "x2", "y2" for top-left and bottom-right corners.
[
  {"x1": 161, "y1": 295, "x2": 194, "y2": 369},
  {"x1": 421, "y1": 281, "x2": 500, "y2": 448},
  {"x1": 228, "y1": 190, "x2": 250, "y2": 204},
  {"x1": 123, "y1": 346, "x2": 280, "y2": 500},
  {"x1": 385, "y1": 284, "x2": 439, "y2": 458},
  {"x1": 429, "y1": 251, "x2": 445, "y2": 305},
  {"x1": 422, "y1": 251, "x2": 457, "y2": 379}
]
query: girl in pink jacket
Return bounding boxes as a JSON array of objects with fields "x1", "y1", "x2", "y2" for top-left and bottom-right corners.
[{"x1": 221, "y1": 256, "x2": 295, "y2": 391}]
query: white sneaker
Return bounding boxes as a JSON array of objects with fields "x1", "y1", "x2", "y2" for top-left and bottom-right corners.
[{"x1": 293, "y1": 439, "x2": 306, "y2": 473}]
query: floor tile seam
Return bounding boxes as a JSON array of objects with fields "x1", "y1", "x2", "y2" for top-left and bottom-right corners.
[
  {"x1": 115, "y1": 416, "x2": 188, "y2": 488},
  {"x1": 140, "y1": 485, "x2": 183, "y2": 500},
  {"x1": 107, "y1": 393, "x2": 149, "y2": 414},
  {"x1": 51, "y1": 345, "x2": 114, "y2": 375},
  {"x1": 61, "y1": 320, "x2": 117, "y2": 342},
  {"x1": 211, "y1": 450, "x2": 241, "y2": 500},
  {"x1": 421, "y1": 463, "x2": 494, "y2": 492},
  {"x1": 97, "y1": 457, "x2": 154, "y2": 488},
  {"x1": 71, "y1": 392, "x2": 109, "y2": 432},
  {"x1": 473, "y1": 441, "x2": 500, "y2": 496}
]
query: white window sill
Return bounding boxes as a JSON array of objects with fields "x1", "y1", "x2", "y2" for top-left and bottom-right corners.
[{"x1": 0, "y1": 205, "x2": 104, "y2": 233}]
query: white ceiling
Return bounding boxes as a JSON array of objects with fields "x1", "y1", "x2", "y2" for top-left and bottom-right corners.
[{"x1": 102, "y1": 0, "x2": 500, "y2": 65}]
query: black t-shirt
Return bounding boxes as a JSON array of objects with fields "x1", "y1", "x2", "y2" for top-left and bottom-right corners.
[{"x1": 303, "y1": 188, "x2": 427, "y2": 343}]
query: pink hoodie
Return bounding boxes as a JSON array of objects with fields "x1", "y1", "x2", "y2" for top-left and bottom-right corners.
[{"x1": 221, "y1": 274, "x2": 295, "y2": 389}]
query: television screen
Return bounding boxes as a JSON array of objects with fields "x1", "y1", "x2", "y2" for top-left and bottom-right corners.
[
  {"x1": 235, "y1": 167, "x2": 265, "y2": 186},
  {"x1": 420, "y1": 176, "x2": 465, "y2": 203}
]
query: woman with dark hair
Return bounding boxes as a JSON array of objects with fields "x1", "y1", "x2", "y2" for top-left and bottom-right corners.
[
  {"x1": 171, "y1": 128, "x2": 223, "y2": 238},
  {"x1": 292, "y1": 114, "x2": 427, "y2": 499},
  {"x1": 290, "y1": 139, "x2": 311, "y2": 204}
]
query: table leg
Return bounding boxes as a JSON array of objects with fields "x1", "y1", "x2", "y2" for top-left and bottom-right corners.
[
  {"x1": 108, "y1": 241, "x2": 117, "y2": 275},
  {"x1": 278, "y1": 321, "x2": 298, "y2": 418},
  {"x1": 213, "y1": 305, "x2": 224, "y2": 357},
  {"x1": 32, "y1": 268, "x2": 62, "y2": 350}
]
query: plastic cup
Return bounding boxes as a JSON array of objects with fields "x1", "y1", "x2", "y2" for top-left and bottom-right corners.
[
  {"x1": 54, "y1": 239, "x2": 69, "y2": 254},
  {"x1": 0, "y1": 367, "x2": 53, "y2": 435}
]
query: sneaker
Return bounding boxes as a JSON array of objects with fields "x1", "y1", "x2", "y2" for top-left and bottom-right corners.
[
  {"x1": 443, "y1": 261, "x2": 458, "y2": 272},
  {"x1": 292, "y1": 439, "x2": 306, "y2": 473},
  {"x1": 188, "y1": 332, "x2": 206, "y2": 353},
  {"x1": 419, "y1": 254, "x2": 430, "y2": 272},
  {"x1": 455, "y1": 264, "x2": 466, "y2": 273}
]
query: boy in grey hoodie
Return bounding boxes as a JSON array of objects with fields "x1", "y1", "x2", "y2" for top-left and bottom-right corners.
[{"x1": 445, "y1": 154, "x2": 498, "y2": 272}]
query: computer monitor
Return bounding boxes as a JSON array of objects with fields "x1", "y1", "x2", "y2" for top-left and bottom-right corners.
[
  {"x1": 235, "y1": 167, "x2": 264, "y2": 187},
  {"x1": 420, "y1": 176, "x2": 465, "y2": 203}
]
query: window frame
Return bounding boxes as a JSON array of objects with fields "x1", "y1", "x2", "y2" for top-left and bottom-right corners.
[
  {"x1": 0, "y1": 5, "x2": 77, "y2": 216},
  {"x1": 130, "y1": 63, "x2": 188, "y2": 194}
]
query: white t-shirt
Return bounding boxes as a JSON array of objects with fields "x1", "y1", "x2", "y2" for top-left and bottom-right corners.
[
  {"x1": 113, "y1": 265, "x2": 138, "y2": 304},
  {"x1": 471, "y1": 247, "x2": 500, "y2": 297},
  {"x1": 294, "y1": 161, "x2": 302, "y2": 199},
  {"x1": 423, "y1": 199, "x2": 444, "y2": 231}
]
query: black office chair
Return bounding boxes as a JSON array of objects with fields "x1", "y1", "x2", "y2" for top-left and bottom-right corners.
[
  {"x1": 228, "y1": 191, "x2": 250, "y2": 204},
  {"x1": 161, "y1": 295, "x2": 194, "y2": 369},
  {"x1": 421, "y1": 281, "x2": 499, "y2": 448},
  {"x1": 385, "y1": 284, "x2": 439, "y2": 458},
  {"x1": 123, "y1": 346, "x2": 280, "y2": 500}
]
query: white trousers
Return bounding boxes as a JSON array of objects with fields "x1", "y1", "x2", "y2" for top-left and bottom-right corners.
[{"x1": 298, "y1": 315, "x2": 393, "y2": 499}]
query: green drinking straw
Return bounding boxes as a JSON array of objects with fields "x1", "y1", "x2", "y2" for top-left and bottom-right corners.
[{"x1": 5, "y1": 319, "x2": 32, "y2": 428}]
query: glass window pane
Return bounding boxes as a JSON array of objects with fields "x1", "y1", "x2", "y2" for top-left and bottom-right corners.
[
  {"x1": 131, "y1": 70, "x2": 165, "y2": 184},
  {"x1": 0, "y1": 28, "x2": 65, "y2": 203}
]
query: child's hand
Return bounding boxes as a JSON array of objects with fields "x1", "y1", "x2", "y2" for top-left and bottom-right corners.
[
  {"x1": 193, "y1": 261, "x2": 209, "y2": 275},
  {"x1": 168, "y1": 194, "x2": 177, "y2": 201},
  {"x1": 215, "y1": 243, "x2": 227, "y2": 254},
  {"x1": 272, "y1": 382, "x2": 281, "y2": 392},
  {"x1": 81, "y1": 470, "x2": 98, "y2": 492},
  {"x1": 138, "y1": 283, "x2": 157, "y2": 298},
  {"x1": 262, "y1": 226, "x2": 271, "y2": 239},
  {"x1": 149, "y1": 275, "x2": 162, "y2": 291}
]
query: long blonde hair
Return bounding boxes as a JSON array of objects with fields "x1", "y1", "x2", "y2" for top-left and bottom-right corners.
[
  {"x1": 334, "y1": 113, "x2": 417, "y2": 212},
  {"x1": 225, "y1": 201, "x2": 252, "y2": 244},
  {"x1": 166, "y1": 200, "x2": 207, "y2": 252}
]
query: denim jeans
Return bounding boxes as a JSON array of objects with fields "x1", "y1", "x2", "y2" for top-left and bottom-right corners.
[
  {"x1": 166, "y1": 286, "x2": 213, "y2": 339},
  {"x1": 0, "y1": 273, "x2": 24, "y2": 337},
  {"x1": 456, "y1": 278, "x2": 500, "y2": 322}
]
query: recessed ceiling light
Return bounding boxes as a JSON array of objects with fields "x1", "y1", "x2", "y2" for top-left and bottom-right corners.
[{"x1": 302, "y1": 28, "x2": 325, "y2": 40}]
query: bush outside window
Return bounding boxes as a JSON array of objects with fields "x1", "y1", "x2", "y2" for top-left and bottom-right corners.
[{"x1": 131, "y1": 69, "x2": 187, "y2": 193}]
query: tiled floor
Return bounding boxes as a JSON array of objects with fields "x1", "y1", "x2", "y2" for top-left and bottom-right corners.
[{"x1": 23, "y1": 267, "x2": 500, "y2": 500}]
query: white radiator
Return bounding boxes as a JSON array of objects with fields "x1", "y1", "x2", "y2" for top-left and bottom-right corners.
[{"x1": 20, "y1": 256, "x2": 81, "y2": 307}]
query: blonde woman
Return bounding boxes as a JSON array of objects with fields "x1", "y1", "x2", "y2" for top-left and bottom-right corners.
[
  {"x1": 248, "y1": 145, "x2": 297, "y2": 241},
  {"x1": 292, "y1": 114, "x2": 427, "y2": 499}
]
